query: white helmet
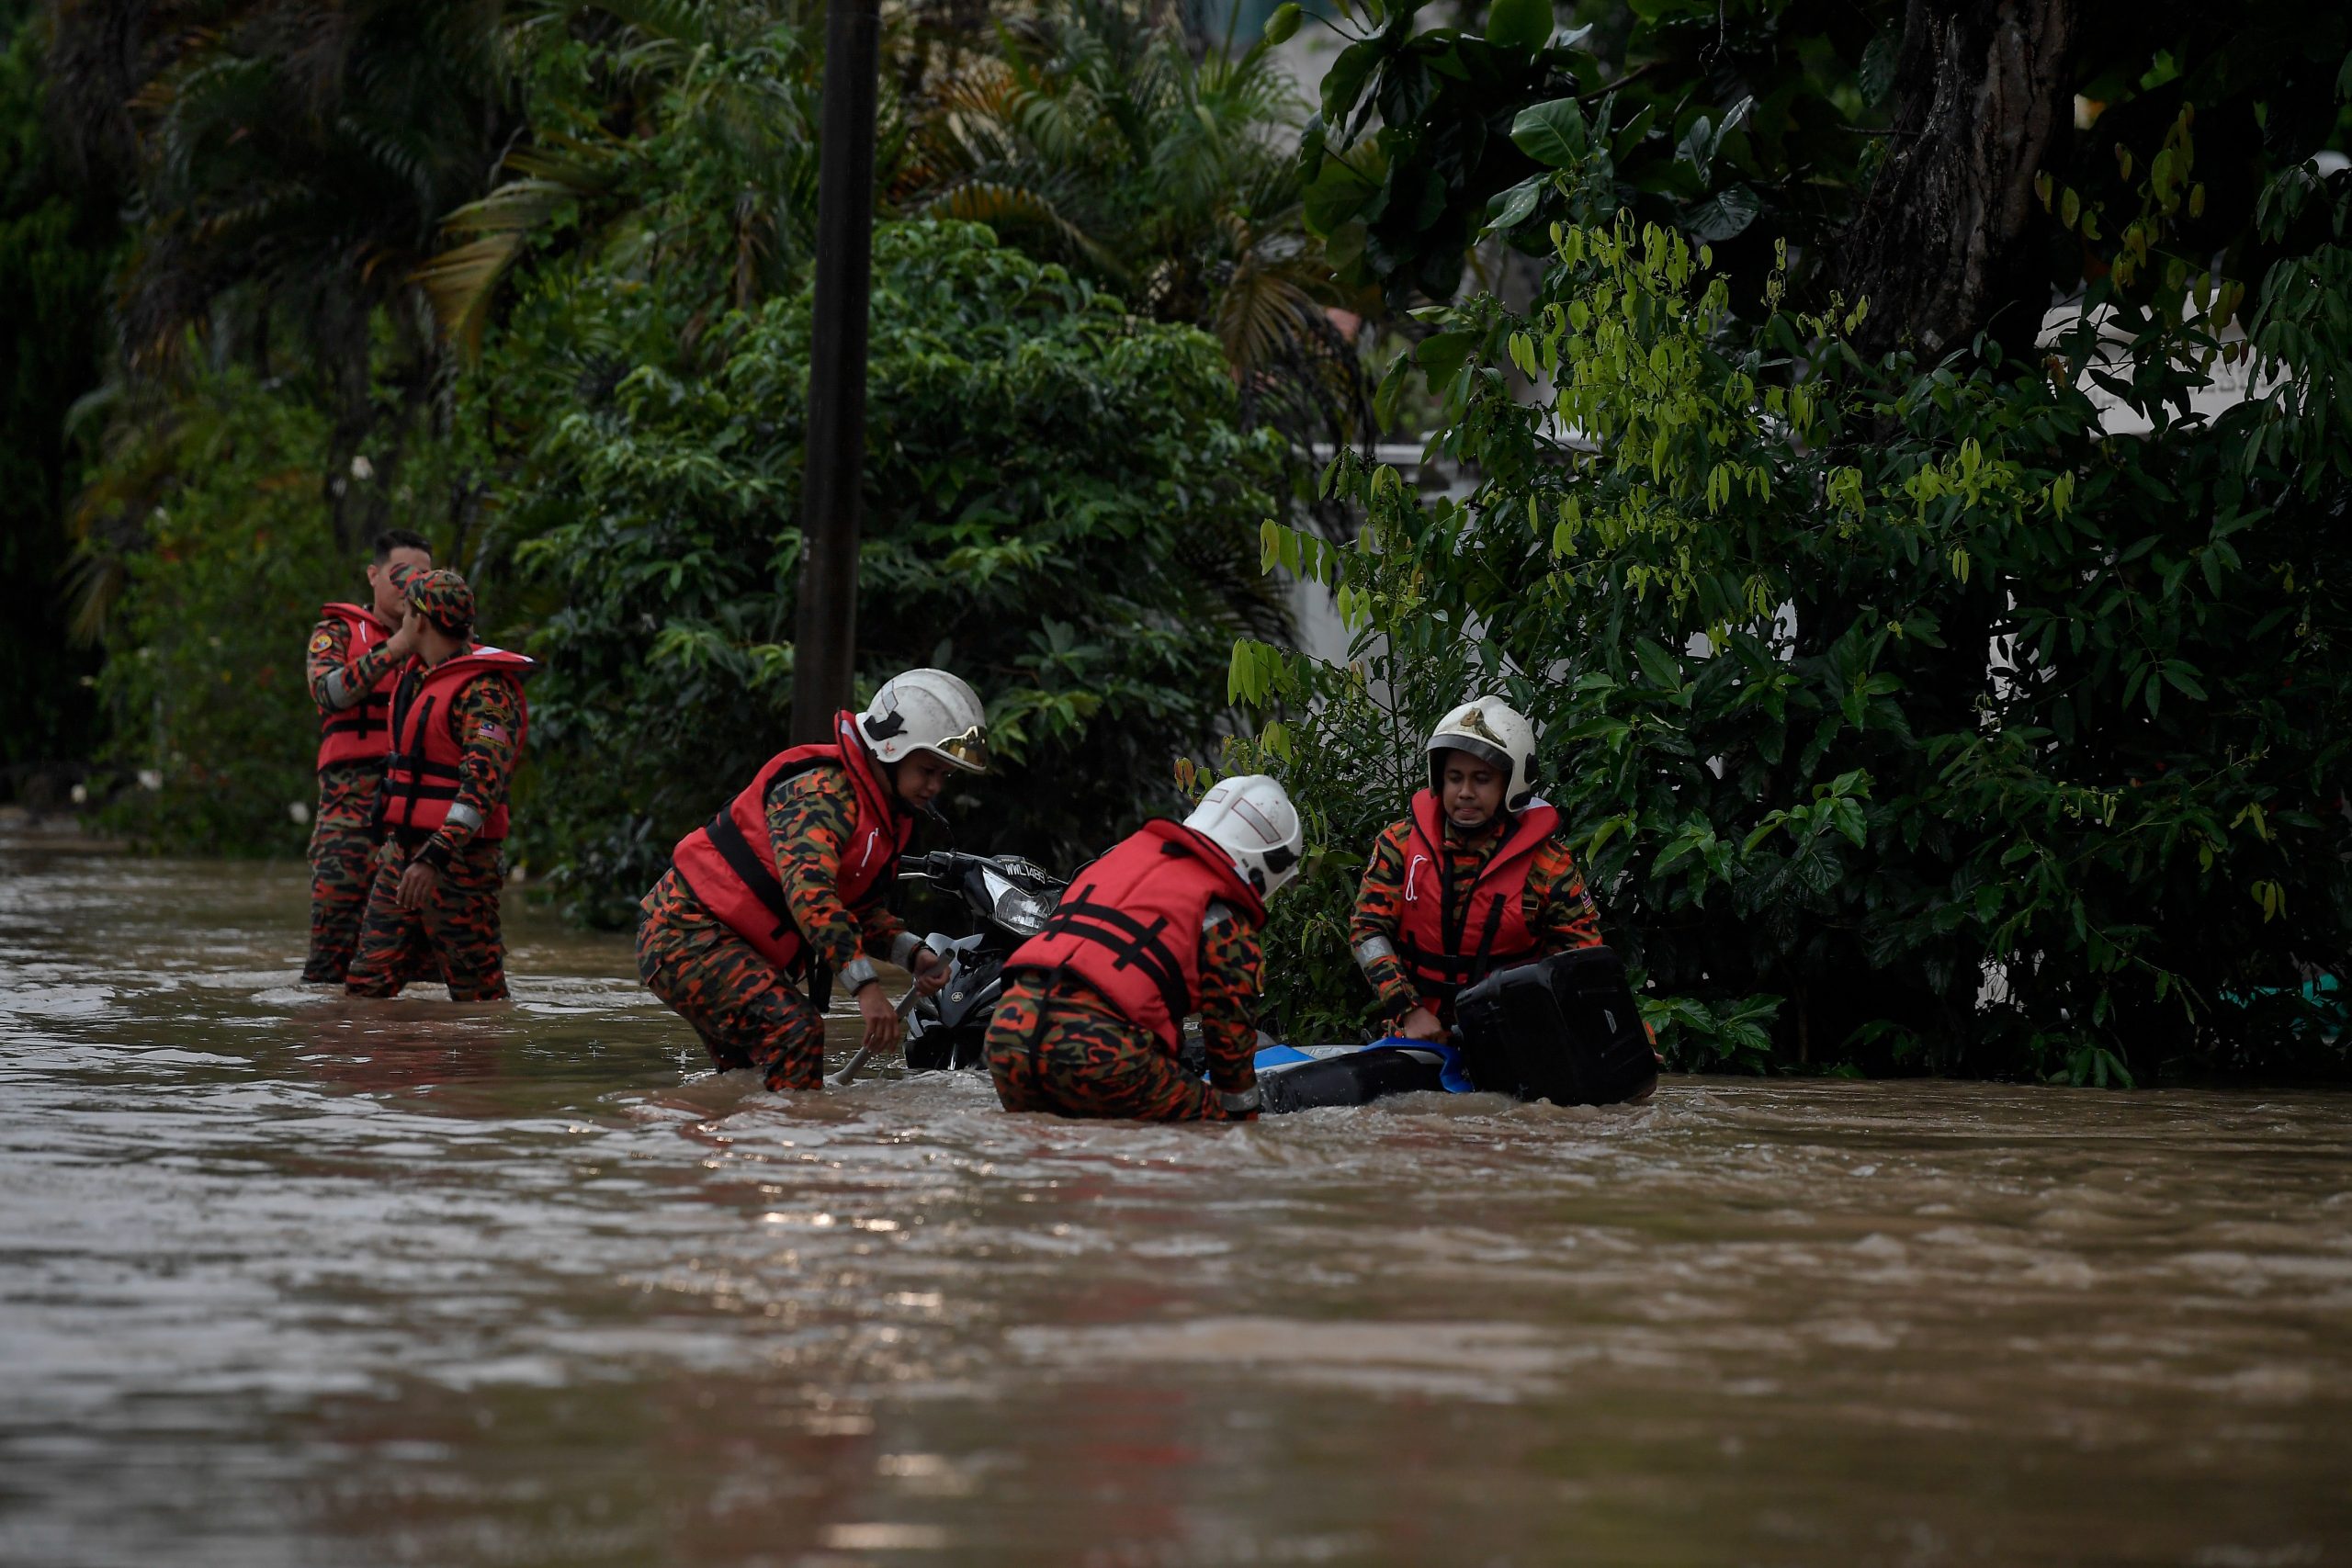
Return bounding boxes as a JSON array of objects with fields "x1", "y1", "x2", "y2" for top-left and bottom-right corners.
[
  {"x1": 1184, "y1": 773, "x2": 1304, "y2": 899},
  {"x1": 1427, "y1": 695, "x2": 1536, "y2": 810},
  {"x1": 856, "y1": 668, "x2": 990, "y2": 773}
]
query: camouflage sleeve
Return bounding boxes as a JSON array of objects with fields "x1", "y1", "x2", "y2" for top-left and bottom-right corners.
[
  {"x1": 418, "y1": 674, "x2": 523, "y2": 864},
  {"x1": 1527, "y1": 836, "x2": 1603, "y2": 952},
  {"x1": 853, "y1": 867, "x2": 909, "y2": 960},
  {"x1": 1196, "y1": 910, "x2": 1263, "y2": 1099},
  {"x1": 307, "y1": 618, "x2": 401, "y2": 713},
  {"x1": 765, "y1": 766, "x2": 867, "y2": 977},
  {"x1": 1347, "y1": 821, "x2": 1419, "y2": 1018}
]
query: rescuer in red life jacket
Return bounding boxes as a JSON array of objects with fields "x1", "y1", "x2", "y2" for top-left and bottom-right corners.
[
  {"x1": 636, "y1": 670, "x2": 990, "y2": 1092},
  {"x1": 301, "y1": 528, "x2": 432, "y2": 983},
  {"x1": 1350, "y1": 697, "x2": 1602, "y2": 1042},
  {"x1": 986, "y1": 773, "x2": 1305, "y2": 1122},
  {"x1": 345, "y1": 570, "x2": 537, "y2": 1002}
]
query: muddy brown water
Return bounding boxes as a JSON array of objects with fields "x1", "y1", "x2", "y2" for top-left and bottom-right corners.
[{"x1": 2, "y1": 840, "x2": 2348, "y2": 1567}]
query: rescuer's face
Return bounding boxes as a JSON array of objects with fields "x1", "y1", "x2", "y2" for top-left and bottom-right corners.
[
  {"x1": 1440, "y1": 753, "x2": 1505, "y2": 829},
  {"x1": 370, "y1": 549, "x2": 431, "y2": 623},
  {"x1": 893, "y1": 751, "x2": 956, "y2": 811}
]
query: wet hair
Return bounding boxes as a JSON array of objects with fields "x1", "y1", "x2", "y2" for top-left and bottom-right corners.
[{"x1": 370, "y1": 528, "x2": 432, "y2": 563}]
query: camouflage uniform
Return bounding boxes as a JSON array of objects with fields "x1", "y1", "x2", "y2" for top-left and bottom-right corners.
[
  {"x1": 1350, "y1": 812, "x2": 1602, "y2": 1024},
  {"x1": 985, "y1": 913, "x2": 1262, "y2": 1122},
  {"x1": 636, "y1": 763, "x2": 915, "y2": 1091},
  {"x1": 345, "y1": 626, "x2": 526, "y2": 1002},
  {"x1": 301, "y1": 616, "x2": 405, "y2": 984}
]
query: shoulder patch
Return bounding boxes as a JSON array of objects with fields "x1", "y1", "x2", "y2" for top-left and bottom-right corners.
[{"x1": 309, "y1": 629, "x2": 339, "y2": 656}]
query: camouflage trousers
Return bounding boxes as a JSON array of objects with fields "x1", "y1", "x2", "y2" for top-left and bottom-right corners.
[
  {"x1": 636, "y1": 870, "x2": 828, "y2": 1092},
  {"x1": 302, "y1": 764, "x2": 384, "y2": 984},
  {"x1": 344, "y1": 839, "x2": 511, "y2": 1001},
  {"x1": 984, "y1": 977, "x2": 1233, "y2": 1122}
]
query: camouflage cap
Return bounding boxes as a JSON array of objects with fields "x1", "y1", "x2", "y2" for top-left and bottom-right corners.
[{"x1": 405, "y1": 568, "x2": 475, "y2": 635}]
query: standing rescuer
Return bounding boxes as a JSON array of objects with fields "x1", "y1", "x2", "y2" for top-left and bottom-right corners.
[
  {"x1": 637, "y1": 670, "x2": 989, "y2": 1092},
  {"x1": 344, "y1": 570, "x2": 537, "y2": 1001},
  {"x1": 302, "y1": 529, "x2": 432, "y2": 983},
  {"x1": 1351, "y1": 697, "x2": 1602, "y2": 1041},
  {"x1": 987, "y1": 773, "x2": 1303, "y2": 1122}
]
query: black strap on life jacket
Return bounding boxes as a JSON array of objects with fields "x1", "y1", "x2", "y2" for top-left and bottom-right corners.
[
  {"x1": 1399, "y1": 880, "x2": 1528, "y2": 998},
  {"x1": 380, "y1": 690, "x2": 444, "y2": 830},
  {"x1": 683, "y1": 753, "x2": 844, "y2": 987},
  {"x1": 702, "y1": 807, "x2": 799, "y2": 947},
  {"x1": 321, "y1": 692, "x2": 391, "y2": 738},
  {"x1": 1032, "y1": 886, "x2": 1193, "y2": 1029}
]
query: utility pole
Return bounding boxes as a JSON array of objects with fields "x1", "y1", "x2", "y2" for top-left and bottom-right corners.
[{"x1": 789, "y1": 0, "x2": 884, "y2": 744}]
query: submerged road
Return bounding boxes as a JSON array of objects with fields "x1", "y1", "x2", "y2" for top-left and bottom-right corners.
[{"x1": 2, "y1": 835, "x2": 2348, "y2": 1565}]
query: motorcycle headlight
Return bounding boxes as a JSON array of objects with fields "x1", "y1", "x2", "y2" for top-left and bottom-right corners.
[{"x1": 980, "y1": 867, "x2": 1057, "y2": 937}]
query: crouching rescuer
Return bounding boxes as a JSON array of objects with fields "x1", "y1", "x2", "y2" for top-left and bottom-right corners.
[
  {"x1": 636, "y1": 671, "x2": 988, "y2": 1091},
  {"x1": 1351, "y1": 697, "x2": 1602, "y2": 1041},
  {"x1": 345, "y1": 570, "x2": 537, "y2": 1001},
  {"x1": 987, "y1": 774, "x2": 1303, "y2": 1122}
]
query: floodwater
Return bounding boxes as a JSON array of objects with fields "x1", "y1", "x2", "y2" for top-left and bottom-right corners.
[{"x1": 3, "y1": 838, "x2": 2349, "y2": 1568}]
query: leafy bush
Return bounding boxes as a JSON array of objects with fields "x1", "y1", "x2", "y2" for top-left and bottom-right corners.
[
  {"x1": 1235, "y1": 175, "x2": 2352, "y2": 1081},
  {"x1": 87, "y1": 369, "x2": 400, "y2": 853},
  {"x1": 492, "y1": 219, "x2": 1287, "y2": 922}
]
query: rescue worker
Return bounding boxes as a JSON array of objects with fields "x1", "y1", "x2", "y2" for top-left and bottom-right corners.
[
  {"x1": 302, "y1": 528, "x2": 432, "y2": 982},
  {"x1": 986, "y1": 773, "x2": 1303, "y2": 1122},
  {"x1": 636, "y1": 670, "x2": 989, "y2": 1092},
  {"x1": 344, "y1": 570, "x2": 537, "y2": 1002},
  {"x1": 1350, "y1": 697, "x2": 1601, "y2": 1041}
]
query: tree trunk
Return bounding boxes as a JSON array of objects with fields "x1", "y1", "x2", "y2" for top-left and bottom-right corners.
[{"x1": 1838, "y1": 0, "x2": 2075, "y2": 359}]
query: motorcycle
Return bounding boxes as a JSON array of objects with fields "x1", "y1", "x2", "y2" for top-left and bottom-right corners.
[{"x1": 893, "y1": 848, "x2": 1065, "y2": 1071}]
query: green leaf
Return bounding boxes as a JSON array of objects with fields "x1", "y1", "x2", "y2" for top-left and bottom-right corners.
[
  {"x1": 1301, "y1": 159, "x2": 1379, "y2": 234},
  {"x1": 1632, "y1": 637, "x2": 1682, "y2": 692},
  {"x1": 1487, "y1": 174, "x2": 1546, "y2": 232},
  {"x1": 1262, "y1": 2, "x2": 1303, "y2": 46},
  {"x1": 1511, "y1": 98, "x2": 1589, "y2": 169},
  {"x1": 1416, "y1": 330, "x2": 1476, "y2": 383},
  {"x1": 1483, "y1": 0, "x2": 1552, "y2": 57},
  {"x1": 1682, "y1": 184, "x2": 1760, "y2": 243},
  {"x1": 1319, "y1": 39, "x2": 1383, "y2": 131}
]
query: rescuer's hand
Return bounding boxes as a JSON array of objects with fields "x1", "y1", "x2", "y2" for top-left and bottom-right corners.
[
  {"x1": 381, "y1": 615, "x2": 422, "y2": 663},
  {"x1": 855, "y1": 981, "x2": 902, "y2": 1053},
  {"x1": 909, "y1": 947, "x2": 950, "y2": 998},
  {"x1": 395, "y1": 860, "x2": 440, "y2": 911},
  {"x1": 1396, "y1": 1005, "x2": 1448, "y2": 1043}
]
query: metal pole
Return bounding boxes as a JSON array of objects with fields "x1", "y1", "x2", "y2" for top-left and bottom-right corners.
[{"x1": 790, "y1": 0, "x2": 883, "y2": 745}]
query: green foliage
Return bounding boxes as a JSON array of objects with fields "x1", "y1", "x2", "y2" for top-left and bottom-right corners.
[
  {"x1": 0, "y1": 4, "x2": 112, "y2": 779},
  {"x1": 1237, "y1": 164, "x2": 2352, "y2": 1080},
  {"x1": 490, "y1": 218, "x2": 1287, "y2": 922},
  {"x1": 1298, "y1": 0, "x2": 1883, "y2": 307},
  {"x1": 85, "y1": 369, "x2": 401, "y2": 853},
  {"x1": 903, "y1": 0, "x2": 1369, "y2": 519}
]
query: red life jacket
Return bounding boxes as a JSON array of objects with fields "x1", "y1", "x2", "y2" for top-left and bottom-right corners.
[
  {"x1": 1395, "y1": 789, "x2": 1561, "y2": 1010},
  {"x1": 313, "y1": 603, "x2": 401, "y2": 771},
  {"x1": 379, "y1": 646, "x2": 537, "y2": 842},
  {"x1": 668, "y1": 710, "x2": 912, "y2": 977},
  {"x1": 1006, "y1": 819, "x2": 1266, "y2": 1051}
]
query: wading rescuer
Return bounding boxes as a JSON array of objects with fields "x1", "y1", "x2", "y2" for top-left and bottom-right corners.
[
  {"x1": 987, "y1": 774, "x2": 1303, "y2": 1122},
  {"x1": 1351, "y1": 697, "x2": 1601, "y2": 1041},
  {"x1": 302, "y1": 528, "x2": 432, "y2": 983},
  {"x1": 636, "y1": 670, "x2": 989, "y2": 1092},
  {"x1": 345, "y1": 570, "x2": 537, "y2": 1001}
]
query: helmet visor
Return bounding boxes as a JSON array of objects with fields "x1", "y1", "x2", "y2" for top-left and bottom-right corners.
[
  {"x1": 922, "y1": 723, "x2": 991, "y2": 773},
  {"x1": 1429, "y1": 736, "x2": 1511, "y2": 778}
]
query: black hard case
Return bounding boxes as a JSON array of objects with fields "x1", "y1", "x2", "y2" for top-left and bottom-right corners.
[{"x1": 1451, "y1": 946, "x2": 1657, "y2": 1106}]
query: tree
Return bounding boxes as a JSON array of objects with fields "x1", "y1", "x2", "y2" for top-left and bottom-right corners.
[
  {"x1": 0, "y1": 2, "x2": 114, "y2": 784},
  {"x1": 489, "y1": 219, "x2": 1288, "y2": 919},
  {"x1": 1234, "y1": 7, "x2": 2352, "y2": 1080},
  {"x1": 43, "y1": 0, "x2": 513, "y2": 558}
]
